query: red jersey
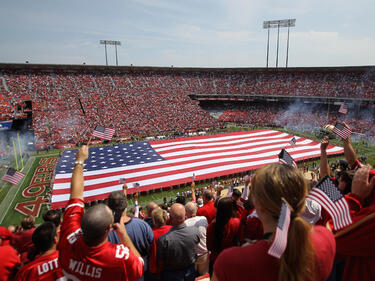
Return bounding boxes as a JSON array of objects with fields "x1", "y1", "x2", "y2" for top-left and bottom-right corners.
[
  {"x1": 196, "y1": 201, "x2": 216, "y2": 224},
  {"x1": 235, "y1": 204, "x2": 245, "y2": 219},
  {"x1": 214, "y1": 226, "x2": 335, "y2": 281},
  {"x1": 336, "y1": 203, "x2": 375, "y2": 281},
  {"x1": 207, "y1": 217, "x2": 240, "y2": 263},
  {"x1": 0, "y1": 245, "x2": 21, "y2": 281},
  {"x1": 15, "y1": 250, "x2": 65, "y2": 281},
  {"x1": 59, "y1": 199, "x2": 144, "y2": 281},
  {"x1": 149, "y1": 225, "x2": 172, "y2": 274}
]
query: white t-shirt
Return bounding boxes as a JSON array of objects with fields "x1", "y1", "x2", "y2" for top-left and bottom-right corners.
[{"x1": 185, "y1": 216, "x2": 208, "y2": 256}]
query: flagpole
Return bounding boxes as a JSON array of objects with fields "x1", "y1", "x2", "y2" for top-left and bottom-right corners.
[
  {"x1": 17, "y1": 132, "x2": 24, "y2": 170},
  {"x1": 87, "y1": 136, "x2": 93, "y2": 146},
  {"x1": 12, "y1": 137, "x2": 19, "y2": 170}
]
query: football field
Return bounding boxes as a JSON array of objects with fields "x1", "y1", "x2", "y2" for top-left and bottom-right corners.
[{"x1": 1, "y1": 126, "x2": 373, "y2": 227}]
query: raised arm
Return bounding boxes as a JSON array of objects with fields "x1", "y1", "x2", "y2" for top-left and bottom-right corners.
[
  {"x1": 342, "y1": 122, "x2": 358, "y2": 167},
  {"x1": 320, "y1": 136, "x2": 330, "y2": 178},
  {"x1": 133, "y1": 191, "x2": 139, "y2": 218},
  {"x1": 191, "y1": 181, "x2": 196, "y2": 202},
  {"x1": 70, "y1": 145, "x2": 89, "y2": 200}
]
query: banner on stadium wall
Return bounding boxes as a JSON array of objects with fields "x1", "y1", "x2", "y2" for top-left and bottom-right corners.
[{"x1": 0, "y1": 120, "x2": 13, "y2": 131}]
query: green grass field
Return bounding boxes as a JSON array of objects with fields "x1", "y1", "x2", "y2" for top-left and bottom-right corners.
[{"x1": 1, "y1": 126, "x2": 373, "y2": 227}]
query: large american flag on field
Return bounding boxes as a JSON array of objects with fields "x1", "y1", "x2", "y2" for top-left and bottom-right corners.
[
  {"x1": 307, "y1": 176, "x2": 352, "y2": 230},
  {"x1": 51, "y1": 129, "x2": 344, "y2": 209},
  {"x1": 1, "y1": 168, "x2": 25, "y2": 185},
  {"x1": 92, "y1": 125, "x2": 115, "y2": 141}
]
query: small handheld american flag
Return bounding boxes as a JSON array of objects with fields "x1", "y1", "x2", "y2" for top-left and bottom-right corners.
[
  {"x1": 268, "y1": 201, "x2": 292, "y2": 258},
  {"x1": 92, "y1": 125, "x2": 115, "y2": 141},
  {"x1": 307, "y1": 176, "x2": 352, "y2": 230},
  {"x1": 278, "y1": 149, "x2": 297, "y2": 168},
  {"x1": 338, "y1": 103, "x2": 348, "y2": 115},
  {"x1": 332, "y1": 122, "x2": 351, "y2": 140},
  {"x1": 289, "y1": 137, "x2": 296, "y2": 148},
  {"x1": 1, "y1": 168, "x2": 25, "y2": 185},
  {"x1": 119, "y1": 178, "x2": 126, "y2": 184}
]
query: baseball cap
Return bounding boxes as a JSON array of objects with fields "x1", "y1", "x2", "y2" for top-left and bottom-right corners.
[{"x1": 302, "y1": 198, "x2": 321, "y2": 224}]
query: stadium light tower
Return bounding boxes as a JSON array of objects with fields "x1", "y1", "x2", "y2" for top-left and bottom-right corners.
[
  {"x1": 100, "y1": 40, "x2": 122, "y2": 66},
  {"x1": 263, "y1": 19, "x2": 296, "y2": 68}
]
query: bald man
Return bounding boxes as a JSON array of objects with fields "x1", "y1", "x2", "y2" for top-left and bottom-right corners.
[
  {"x1": 58, "y1": 145, "x2": 144, "y2": 281},
  {"x1": 157, "y1": 203, "x2": 200, "y2": 281}
]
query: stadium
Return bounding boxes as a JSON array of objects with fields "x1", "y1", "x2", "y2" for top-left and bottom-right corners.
[
  {"x1": 1, "y1": 66, "x2": 375, "y2": 280},
  {"x1": 1, "y1": 2, "x2": 375, "y2": 280},
  {"x1": 0, "y1": 64, "x2": 373, "y2": 208}
]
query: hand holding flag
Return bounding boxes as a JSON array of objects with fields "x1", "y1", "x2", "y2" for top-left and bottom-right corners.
[
  {"x1": 332, "y1": 122, "x2": 351, "y2": 140},
  {"x1": 338, "y1": 103, "x2": 348, "y2": 114},
  {"x1": 92, "y1": 125, "x2": 115, "y2": 141}
]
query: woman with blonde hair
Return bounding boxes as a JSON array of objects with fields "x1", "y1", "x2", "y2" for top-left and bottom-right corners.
[{"x1": 212, "y1": 163, "x2": 336, "y2": 281}]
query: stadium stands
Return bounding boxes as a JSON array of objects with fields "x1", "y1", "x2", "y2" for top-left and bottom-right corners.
[{"x1": 1, "y1": 66, "x2": 375, "y2": 147}]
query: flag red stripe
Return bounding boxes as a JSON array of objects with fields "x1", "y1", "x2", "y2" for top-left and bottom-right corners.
[
  {"x1": 52, "y1": 147, "x2": 341, "y2": 199},
  {"x1": 51, "y1": 130, "x2": 344, "y2": 209},
  {"x1": 157, "y1": 137, "x2": 301, "y2": 157},
  {"x1": 53, "y1": 145, "x2": 329, "y2": 184}
]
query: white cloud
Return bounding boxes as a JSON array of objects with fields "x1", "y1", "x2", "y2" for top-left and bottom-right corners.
[{"x1": 290, "y1": 31, "x2": 375, "y2": 66}]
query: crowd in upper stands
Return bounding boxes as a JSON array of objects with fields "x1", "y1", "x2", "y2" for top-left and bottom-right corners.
[
  {"x1": 218, "y1": 103, "x2": 375, "y2": 136},
  {"x1": 1, "y1": 69, "x2": 375, "y2": 148},
  {"x1": 1, "y1": 124, "x2": 375, "y2": 281}
]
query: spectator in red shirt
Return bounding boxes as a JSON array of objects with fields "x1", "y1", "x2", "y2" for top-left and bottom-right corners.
[
  {"x1": 335, "y1": 165, "x2": 375, "y2": 281},
  {"x1": 196, "y1": 190, "x2": 216, "y2": 224},
  {"x1": 0, "y1": 235, "x2": 21, "y2": 281},
  {"x1": 0, "y1": 226, "x2": 13, "y2": 246},
  {"x1": 212, "y1": 164, "x2": 336, "y2": 281},
  {"x1": 15, "y1": 222, "x2": 65, "y2": 281},
  {"x1": 148, "y1": 208, "x2": 172, "y2": 278},
  {"x1": 58, "y1": 145, "x2": 144, "y2": 281},
  {"x1": 231, "y1": 189, "x2": 245, "y2": 219},
  {"x1": 13, "y1": 215, "x2": 36, "y2": 263},
  {"x1": 207, "y1": 197, "x2": 240, "y2": 273}
]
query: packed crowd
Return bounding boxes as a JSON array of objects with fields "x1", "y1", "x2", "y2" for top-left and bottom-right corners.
[
  {"x1": 218, "y1": 103, "x2": 375, "y2": 136},
  {"x1": 0, "y1": 69, "x2": 374, "y2": 147},
  {"x1": 1, "y1": 125, "x2": 375, "y2": 281}
]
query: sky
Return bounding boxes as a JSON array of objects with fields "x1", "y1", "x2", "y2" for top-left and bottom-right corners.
[{"x1": 0, "y1": 0, "x2": 374, "y2": 68}]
